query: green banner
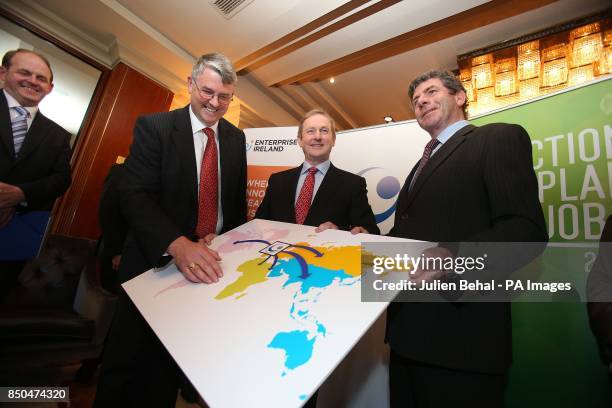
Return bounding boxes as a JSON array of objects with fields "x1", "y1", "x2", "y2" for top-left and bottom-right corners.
[
  {"x1": 472, "y1": 78, "x2": 612, "y2": 407},
  {"x1": 473, "y1": 78, "x2": 611, "y2": 243}
]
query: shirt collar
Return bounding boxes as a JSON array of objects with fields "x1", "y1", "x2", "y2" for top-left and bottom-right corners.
[
  {"x1": 301, "y1": 160, "x2": 331, "y2": 175},
  {"x1": 435, "y1": 119, "x2": 470, "y2": 145},
  {"x1": 3, "y1": 89, "x2": 39, "y2": 118},
  {"x1": 189, "y1": 105, "x2": 219, "y2": 136}
]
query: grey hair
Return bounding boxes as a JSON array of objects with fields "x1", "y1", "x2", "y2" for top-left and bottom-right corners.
[
  {"x1": 407, "y1": 70, "x2": 468, "y2": 118},
  {"x1": 192, "y1": 53, "x2": 237, "y2": 85}
]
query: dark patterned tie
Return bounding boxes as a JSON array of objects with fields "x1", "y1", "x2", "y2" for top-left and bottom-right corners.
[
  {"x1": 409, "y1": 138, "x2": 440, "y2": 190},
  {"x1": 11, "y1": 106, "x2": 28, "y2": 157},
  {"x1": 196, "y1": 127, "x2": 218, "y2": 238},
  {"x1": 295, "y1": 167, "x2": 317, "y2": 224}
]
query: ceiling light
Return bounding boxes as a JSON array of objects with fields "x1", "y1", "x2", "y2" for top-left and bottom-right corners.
[
  {"x1": 329, "y1": 77, "x2": 335, "y2": 84},
  {"x1": 384, "y1": 116, "x2": 393, "y2": 123}
]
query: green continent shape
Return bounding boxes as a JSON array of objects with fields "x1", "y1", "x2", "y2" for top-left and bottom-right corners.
[{"x1": 215, "y1": 258, "x2": 270, "y2": 299}]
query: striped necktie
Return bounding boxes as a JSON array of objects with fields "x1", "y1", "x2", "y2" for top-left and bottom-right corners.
[
  {"x1": 409, "y1": 138, "x2": 440, "y2": 190},
  {"x1": 295, "y1": 167, "x2": 317, "y2": 224},
  {"x1": 11, "y1": 106, "x2": 28, "y2": 157},
  {"x1": 195, "y1": 127, "x2": 218, "y2": 238}
]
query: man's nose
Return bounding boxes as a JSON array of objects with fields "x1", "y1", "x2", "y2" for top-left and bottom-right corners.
[
  {"x1": 208, "y1": 95, "x2": 220, "y2": 107},
  {"x1": 416, "y1": 98, "x2": 430, "y2": 110},
  {"x1": 24, "y1": 74, "x2": 38, "y2": 84}
]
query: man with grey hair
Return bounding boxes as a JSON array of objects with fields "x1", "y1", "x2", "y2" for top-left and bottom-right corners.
[
  {"x1": 94, "y1": 53, "x2": 246, "y2": 407},
  {"x1": 386, "y1": 70, "x2": 546, "y2": 406}
]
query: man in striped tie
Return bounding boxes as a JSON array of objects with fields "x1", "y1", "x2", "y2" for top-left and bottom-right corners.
[
  {"x1": 0, "y1": 49, "x2": 71, "y2": 298},
  {"x1": 0, "y1": 49, "x2": 71, "y2": 226},
  {"x1": 387, "y1": 70, "x2": 547, "y2": 407}
]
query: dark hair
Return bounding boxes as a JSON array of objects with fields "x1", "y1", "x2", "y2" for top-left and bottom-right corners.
[
  {"x1": 297, "y1": 109, "x2": 336, "y2": 139},
  {"x1": 407, "y1": 70, "x2": 468, "y2": 118},
  {"x1": 2, "y1": 49, "x2": 54, "y2": 82}
]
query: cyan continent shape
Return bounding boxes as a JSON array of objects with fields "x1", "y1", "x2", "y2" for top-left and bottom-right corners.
[
  {"x1": 215, "y1": 242, "x2": 361, "y2": 374},
  {"x1": 268, "y1": 330, "x2": 315, "y2": 370}
]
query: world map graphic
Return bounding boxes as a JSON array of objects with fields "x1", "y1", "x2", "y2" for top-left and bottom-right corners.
[
  {"x1": 155, "y1": 226, "x2": 362, "y2": 386},
  {"x1": 123, "y1": 219, "x2": 403, "y2": 407},
  {"x1": 215, "y1": 233, "x2": 361, "y2": 380}
]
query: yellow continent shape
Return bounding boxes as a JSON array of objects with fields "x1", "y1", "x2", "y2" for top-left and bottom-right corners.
[
  {"x1": 215, "y1": 258, "x2": 270, "y2": 299},
  {"x1": 215, "y1": 243, "x2": 372, "y2": 300},
  {"x1": 278, "y1": 243, "x2": 362, "y2": 277}
]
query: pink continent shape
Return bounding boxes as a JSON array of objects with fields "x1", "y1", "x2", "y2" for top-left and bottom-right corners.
[
  {"x1": 154, "y1": 227, "x2": 291, "y2": 297},
  {"x1": 216, "y1": 228, "x2": 290, "y2": 254}
]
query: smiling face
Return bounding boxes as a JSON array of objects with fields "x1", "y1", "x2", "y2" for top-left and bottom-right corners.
[
  {"x1": 298, "y1": 113, "x2": 335, "y2": 165},
  {"x1": 0, "y1": 51, "x2": 53, "y2": 107},
  {"x1": 411, "y1": 78, "x2": 466, "y2": 138},
  {"x1": 188, "y1": 67, "x2": 234, "y2": 126}
]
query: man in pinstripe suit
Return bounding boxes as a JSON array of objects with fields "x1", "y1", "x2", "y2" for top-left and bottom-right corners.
[
  {"x1": 386, "y1": 70, "x2": 547, "y2": 407},
  {"x1": 94, "y1": 53, "x2": 247, "y2": 407}
]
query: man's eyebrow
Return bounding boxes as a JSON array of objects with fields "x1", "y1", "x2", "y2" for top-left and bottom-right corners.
[{"x1": 413, "y1": 85, "x2": 437, "y2": 102}]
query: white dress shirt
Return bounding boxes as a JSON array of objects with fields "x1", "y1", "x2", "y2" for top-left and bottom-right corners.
[{"x1": 4, "y1": 89, "x2": 38, "y2": 129}]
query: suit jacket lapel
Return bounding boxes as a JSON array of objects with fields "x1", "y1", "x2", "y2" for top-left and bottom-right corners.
[
  {"x1": 395, "y1": 165, "x2": 418, "y2": 218},
  {"x1": 16, "y1": 112, "x2": 49, "y2": 162},
  {"x1": 172, "y1": 106, "x2": 198, "y2": 204},
  {"x1": 218, "y1": 118, "x2": 234, "y2": 215},
  {"x1": 0, "y1": 92, "x2": 16, "y2": 158},
  {"x1": 400, "y1": 124, "x2": 475, "y2": 213},
  {"x1": 306, "y1": 163, "x2": 339, "y2": 224}
]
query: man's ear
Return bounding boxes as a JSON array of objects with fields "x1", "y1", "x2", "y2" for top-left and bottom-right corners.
[{"x1": 455, "y1": 90, "x2": 466, "y2": 108}]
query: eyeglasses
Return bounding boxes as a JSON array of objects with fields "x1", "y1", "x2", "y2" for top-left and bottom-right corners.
[{"x1": 191, "y1": 77, "x2": 233, "y2": 105}]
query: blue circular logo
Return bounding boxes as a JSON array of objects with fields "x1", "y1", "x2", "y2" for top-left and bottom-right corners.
[
  {"x1": 358, "y1": 167, "x2": 401, "y2": 223},
  {"x1": 377, "y1": 176, "x2": 401, "y2": 199}
]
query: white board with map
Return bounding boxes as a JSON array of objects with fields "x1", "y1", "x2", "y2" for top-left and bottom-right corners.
[{"x1": 123, "y1": 219, "x2": 422, "y2": 408}]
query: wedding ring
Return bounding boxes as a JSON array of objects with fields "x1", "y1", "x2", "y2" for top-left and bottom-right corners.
[{"x1": 188, "y1": 262, "x2": 196, "y2": 269}]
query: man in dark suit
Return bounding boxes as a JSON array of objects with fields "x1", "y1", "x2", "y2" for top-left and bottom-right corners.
[
  {"x1": 94, "y1": 53, "x2": 247, "y2": 407},
  {"x1": 0, "y1": 49, "x2": 71, "y2": 297},
  {"x1": 98, "y1": 163, "x2": 127, "y2": 293},
  {"x1": 256, "y1": 109, "x2": 378, "y2": 408},
  {"x1": 256, "y1": 109, "x2": 379, "y2": 236},
  {"x1": 386, "y1": 70, "x2": 547, "y2": 407}
]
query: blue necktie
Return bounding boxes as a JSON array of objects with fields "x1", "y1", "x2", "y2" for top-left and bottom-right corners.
[{"x1": 11, "y1": 106, "x2": 28, "y2": 157}]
